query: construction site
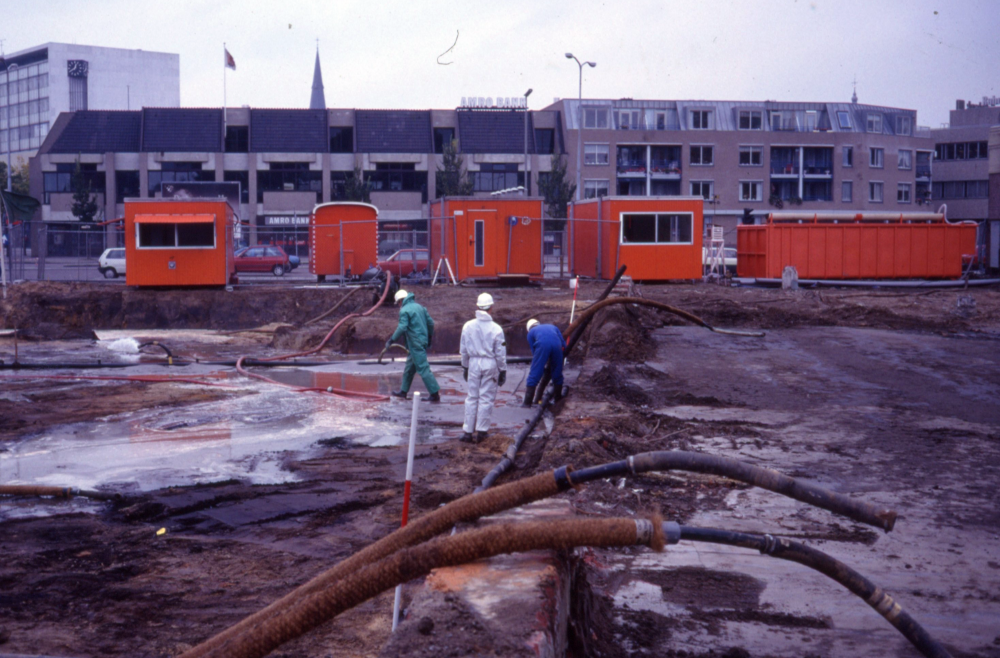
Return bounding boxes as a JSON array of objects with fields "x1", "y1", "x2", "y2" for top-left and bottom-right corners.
[{"x1": 1, "y1": 272, "x2": 999, "y2": 658}]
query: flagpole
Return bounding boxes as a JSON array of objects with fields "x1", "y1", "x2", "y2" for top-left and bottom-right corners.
[{"x1": 223, "y1": 43, "x2": 228, "y2": 139}]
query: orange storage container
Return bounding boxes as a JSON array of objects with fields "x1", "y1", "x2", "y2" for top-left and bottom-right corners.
[
  {"x1": 428, "y1": 197, "x2": 545, "y2": 281},
  {"x1": 309, "y1": 202, "x2": 379, "y2": 281},
  {"x1": 124, "y1": 199, "x2": 236, "y2": 287},
  {"x1": 569, "y1": 196, "x2": 704, "y2": 281},
  {"x1": 737, "y1": 212, "x2": 978, "y2": 280}
]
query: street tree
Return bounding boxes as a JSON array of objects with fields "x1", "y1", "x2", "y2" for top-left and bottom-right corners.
[
  {"x1": 71, "y1": 161, "x2": 99, "y2": 223},
  {"x1": 436, "y1": 139, "x2": 473, "y2": 197},
  {"x1": 538, "y1": 153, "x2": 576, "y2": 221}
]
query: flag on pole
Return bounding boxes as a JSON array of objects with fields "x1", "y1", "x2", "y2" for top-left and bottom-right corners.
[{"x1": 225, "y1": 48, "x2": 236, "y2": 70}]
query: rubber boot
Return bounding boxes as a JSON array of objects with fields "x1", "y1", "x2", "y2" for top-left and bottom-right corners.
[
  {"x1": 522, "y1": 385, "x2": 536, "y2": 407},
  {"x1": 553, "y1": 385, "x2": 563, "y2": 403},
  {"x1": 392, "y1": 390, "x2": 408, "y2": 400},
  {"x1": 428, "y1": 392, "x2": 441, "y2": 403},
  {"x1": 460, "y1": 432, "x2": 474, "y2": 443},
  {"x1": 476, "y1": 431, "x2": 488, "y2": 443}
]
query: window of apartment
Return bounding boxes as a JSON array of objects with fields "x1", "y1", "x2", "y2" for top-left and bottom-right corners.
[
  {"x1": 148, "y1": 162, "x2": 211, "y2": 196},
  {"x1": 621, "y1": 213, "x2": 693, "y2": 244},
  {"x1": 897, "y1": 183, "x2": 911, "y2": 203},
  {"x1": 690, "y1": 181, "x2": 714, "y2": 199},
  {"x1": 895, "y1": 115, "x2": 912, "y2": 136},
  {"x1": 898, "y1": 149, "x2": 912, "y2": 170},
  {"x1": 869, "y1": 181, "x2": 884, "y2": 203},
  {"x1": 368, "y1": 163, "x2": 428, "y2": 199},
  {"x1": 842, "y1": 181, "x2": 853, "y2": 202},
  {"x1": 473, "y1": 163, "x2": 522, "y2": 192},
  {"x1": 932, "y1": 180, "x2": 989, "y2": 199},
  {"x1": 843, "y1": 146, "x2": 853, "y2": 167},
  {"x1": 534, "y1": 128, "x2": 555, "y2": 154},
  {"x1": 224, "y1": 170, "x2": 250, "y2": 204},
  {"x1": 584, "y1": 143, "x2": 610, "y2": 165},
  {"x1": 330, "y1": 127, "x2": 354, "y2": 153},
  {"x1": 869, "y1": 147, "x2": 884, "y2": 168},
  {"x1": 837, "y1": 111, "x2": 852, "y2": 129},
  {"x1": 866, "y1": 113, "x2": 883, "y2": 133},
  {"x1": 225, "y1": 126, "x2": 249, "y2": 153},
  {"x1": 738, "y1": 110, "x2": 762, "y2": 130},
  {"x1": 584, "y1": 108, "x2": 609, "y2": 129},
  {"x1": 771, "y1": 112, "x2": 796, "y2": 131},
  {"x1": 655, "y1": 112, "x2": 666, "y2": 130},
  {"x1": 137, "y1": 217, "x2": 215, "y2": 249},
  {"x1": 617, "y1": 110, "x2": 641, "y2": 130},
  {"x1": 115, "y1": 171, "x2": 140, "y2": 204},
  {"x1": 739, "y1": 146, "x2": 762, "y2": 166},
  {"x1": 256, "y1": 162, "x2": 323, "y2": 203},
  {"x1": 739, "y1": 181, "x2": 763, "y2": 202},
  {"x1": 690, "y1": 145, "x2": 713, "y2": 166},
  {"x1": 429, "y1": 127, "x2": 454, "y2": 154},
  {"x1": 584, "y1": 179, "x2": 610, "y2": 199},
  {"x1": 691, "y1": 110, "x2": 712, "y2": 130},
  {"x1": 805, "y1": 111, "x2": 818, "y2": 132}
]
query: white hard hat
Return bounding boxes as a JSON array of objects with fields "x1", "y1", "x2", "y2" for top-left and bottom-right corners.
[
  {"x1": 526, "y1": 319, "x2": 539, "y2": 332},
  {"x1": 476, "y1": 292, "x2": 494, "y2": 309},
  {"x1": 394, "y1": 289, "x2": 409, "y2": 304}
]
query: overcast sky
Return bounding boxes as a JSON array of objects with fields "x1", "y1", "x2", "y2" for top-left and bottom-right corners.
[{"x1": 6, "y1": 0, "x2": 997, "y2": 127}]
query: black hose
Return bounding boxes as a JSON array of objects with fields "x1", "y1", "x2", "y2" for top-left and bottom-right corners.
[
  {"x1": 677, "y1": 525, "x2": 952, "y2": 658},
  {"x1": 569, "y1": 451, "x2": 896, "y2": 531},
  {"x1": 475, "y1": 387, "x2": 556, "y2": 492}
]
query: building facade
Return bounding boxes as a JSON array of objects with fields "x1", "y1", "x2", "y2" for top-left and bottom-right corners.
[
  {"x1": 2, "y1": 43, "x2": 179, "y2": 164},
  {"x1": 929, "y1": 100, "x2": 996, "y2": 224},
  {"x1": 547, "y1": 98, "x2": 935, "y2": 241}
]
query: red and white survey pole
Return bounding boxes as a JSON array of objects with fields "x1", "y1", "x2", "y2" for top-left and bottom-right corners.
[
  {"x1": 569, "y1": 276, "x2": 580, "y2": 324},
  {"x1": 392, "y1": 391, "x2": 420, "y2": 631}
]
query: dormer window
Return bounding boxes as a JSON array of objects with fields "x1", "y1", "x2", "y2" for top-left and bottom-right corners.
[{"x1": 866, "y1": 113, "x2": 882, "y2": 133}]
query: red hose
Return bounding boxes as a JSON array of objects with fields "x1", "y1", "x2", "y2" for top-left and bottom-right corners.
[
  {"x1": 234, "y1": 275, "x2": 394, "y2": 401},
  {"x1": 0, "y1": 372, "x2": 236, "y2": 388}
]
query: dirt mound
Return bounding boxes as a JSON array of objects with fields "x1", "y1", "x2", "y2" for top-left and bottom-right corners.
[
  {"x1": 589, "y1": 364, "x2": 652, "y2": 406},
  {"x1": 585, "y1": 304, "x2": 657, "y2": 363}
]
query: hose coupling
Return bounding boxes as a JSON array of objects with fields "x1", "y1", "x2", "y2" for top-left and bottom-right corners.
[
  {"x1": 634, "y1": 519, "x2": 654, "y2": 545},
  {"x1": 760, "y1": 533, "x2": 778, "y2": 555},
  {"x1": 660, "y1": 521, "x2": 681, "y2": 545},
  {"x1": 553, "y1": 466, "x2": 573, "y2": 492}
]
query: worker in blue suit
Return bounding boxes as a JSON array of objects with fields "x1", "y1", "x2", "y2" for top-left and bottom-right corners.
[{"x1": 523, "y1": 319, "x2": 565, "y2": 406}]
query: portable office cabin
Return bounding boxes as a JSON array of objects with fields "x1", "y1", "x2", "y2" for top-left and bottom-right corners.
[
  {"x1": 309, "y1": 202, "x2": 379, "y2": 281},
  {"x1": 737, "y1": 211, "x2": 979, "y2": 279},
  {"x1": 570, "y1": 196, "x2": 704, "y2": 281},
  {"x1": 124, "y1": 199, "x2": 236, "y2": 287},
  {"x1": 428, "y1": 197, "x2": 545, "y2": 280}
]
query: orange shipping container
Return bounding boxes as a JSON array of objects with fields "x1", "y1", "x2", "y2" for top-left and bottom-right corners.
[
  {"x1": 309, "y1": 202, "x2": 379, "y2": 281},
  {"x1": 570, "y1": 196, "x2": 704, "y2": 281},
  {"x1": 428, "y1": 197, "x2": 545, "y2": 281},
  {"x1": 124, "y1": 199, "x2": 236, "y2": 287},
  {"x1": 737, "y1": 212, "x2": 978, "y2": 280}
]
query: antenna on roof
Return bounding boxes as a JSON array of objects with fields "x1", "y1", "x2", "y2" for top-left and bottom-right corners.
[{"x1": 851, "y1": 76, "x2": 858, "y2": 104}]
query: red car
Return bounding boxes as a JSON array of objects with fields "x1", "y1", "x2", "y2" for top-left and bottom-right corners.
[
  {"x1": 234, "y1": 245, "x2": 291, "y2": 276},
  {"x1": 363, "y1": 249, "x2": 429, "y2": 280}
]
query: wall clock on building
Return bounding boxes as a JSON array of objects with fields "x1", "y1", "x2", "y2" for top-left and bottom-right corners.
[{"x1": 67, "y1": 60, "x2": 89, "y2": 77}]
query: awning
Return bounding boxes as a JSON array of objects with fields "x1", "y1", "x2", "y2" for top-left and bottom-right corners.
[{"x1": 135, "y1": 214, "x2": 215, "y2": 224}]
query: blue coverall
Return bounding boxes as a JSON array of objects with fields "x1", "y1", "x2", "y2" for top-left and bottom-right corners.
[{"x1": 526, "y1": 323, "x2": 565, "y2": 388}]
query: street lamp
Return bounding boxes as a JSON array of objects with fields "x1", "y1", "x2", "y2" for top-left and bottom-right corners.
[
  {"x1": 565, "y1": 53, "x2": 596, "y2": 201},
  {"x1": 523, "y1": 88, "x2": 532, "y2": 195}
]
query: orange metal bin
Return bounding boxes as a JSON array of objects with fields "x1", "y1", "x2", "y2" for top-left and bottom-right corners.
[
  {"x1": 309, "y1": 202, "x2": 379, "y2": 281},
  {"x1": 124, "y1": 199, "x2": 236, "y2": 287},
  {"x1": 428, "y1": 197, "x2": 545, "y2": 281},
  {"x1": 570, "y1": 196, "x2": 704, "y2": 281},
  {"x1": 737, "y1": 212, "x2": 979, "y2": 280}
]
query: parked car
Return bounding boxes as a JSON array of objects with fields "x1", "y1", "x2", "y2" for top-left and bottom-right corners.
[
  {"x1": 702, "y1": 246, "x2": 737, "y2": 272},
  {"x1": 287, "y1": 253, "x2": 301, "y2": 270},
  {"x1": 98, "y1": 248, "x2": 127, "y2": 279},
  {"x1": 234, "y1": 245, "x2": 291, "y2": 276},
  {"x1": 361, "y1": 249, "x2": 429, "y2": 280}
]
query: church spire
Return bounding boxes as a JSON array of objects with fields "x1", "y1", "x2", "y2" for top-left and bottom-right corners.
[
  {"x1": 851, "y1": 76, "x2": 858, "y2": 104},
  {"x1": 310, "y1": 46, "x2": 326, "y2": 110}
]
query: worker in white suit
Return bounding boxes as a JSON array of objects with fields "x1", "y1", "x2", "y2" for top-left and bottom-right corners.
[{"x1": 459, "y1": 292, "x2": 507, "y2": 443}]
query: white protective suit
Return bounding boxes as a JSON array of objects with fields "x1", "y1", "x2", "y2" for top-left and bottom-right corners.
[{"x1": 460, "y1": 309, "x2": 508, "y2": 433}]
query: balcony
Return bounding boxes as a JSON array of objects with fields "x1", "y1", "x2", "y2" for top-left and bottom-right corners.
[
  {"x1": 916, "y1": 165, "x2": 932, "y2": 180},
  {"x1": 802, "y1": 165, "x2": 832, "y2": 178},
  {"x1": 616, "y1": 160, "x2": 647, "y2": 178},
  {"x1": 770, "y1": 163, "x2": 799, "y2": 177},
  {"x1": 649, "y1": 160, "x2": 681, "y2": 179}
]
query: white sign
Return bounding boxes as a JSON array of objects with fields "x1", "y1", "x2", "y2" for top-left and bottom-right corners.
[
  {"x1": 712, "y1": 226, "x2": 724, "y2": 241},
  {"x1": 460, "y1": 96, "x2": 527, "y2": 109},
  {"x1": 264, "y1": 215, "x2": 310, "y2": 226},
  {"x1": 982, "y1": 96, "x2": 1000, "y2": 107}
]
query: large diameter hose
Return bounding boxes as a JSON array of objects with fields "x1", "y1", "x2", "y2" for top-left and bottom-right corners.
[
  {"x1": 679, "y1": 525, "x2": 952, "y2": 658},
  {"x1": 180, "y1": 470, "x2": 567, "y2": 658},
  {"x1": 185, "y1": 516, "x2": 666, "y2": 658},
  {"x1": 0, "y1": 485, "x2": 120, "y2": 502},
  {"x1": 569, "y1": 451, "x2": 897, "y2": 532},
  {"x1": 563, "y1": 295, "x2": 766, "y2": 340}
]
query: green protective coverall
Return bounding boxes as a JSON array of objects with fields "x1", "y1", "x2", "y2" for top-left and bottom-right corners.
[{"x1": 390, "y1": 293, "x2": 441, "y2": 395}]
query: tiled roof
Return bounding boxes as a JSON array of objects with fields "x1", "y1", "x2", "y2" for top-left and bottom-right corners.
[
  {"x1": 355, "y1": 110, "x2": 431, "y2": 153},
  {"x1": 250, "y1": 109, "x2": 328, "y2": 153},
  {"x1": 48, "y1": 111, "x2": 141, "y2": 153},
  {"x1": 141, "y1": 108, "x2": 223, "y2": 152},
  {"x1": 457, "y1": 110, "x2": 534, "y2": 154}
]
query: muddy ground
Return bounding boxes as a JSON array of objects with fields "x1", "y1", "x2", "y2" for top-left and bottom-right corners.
[{"x1": 1, "y1": 280, "x2": 999, "y2": 657}]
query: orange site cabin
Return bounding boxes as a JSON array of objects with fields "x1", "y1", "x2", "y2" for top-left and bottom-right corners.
[
  {"x1": 428, "y1": 197, "x2": 545, "y2": 281},
  {"x1": 737, "y1": 211, "x2": 979, "y2": 280},
  {"x1": 570, "y1": 196, "x2": 704, "y2": 281},
  {"x1": 309, "y1": 202, "x2": 379, "y2": 282},
  {"x1": 124, "y1": 199, "x2": 236, "y2": 287}
]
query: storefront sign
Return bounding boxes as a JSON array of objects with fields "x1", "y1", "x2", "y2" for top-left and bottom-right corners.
[
  {"x1": 264, "y1": 215, "x2": 310, "y2": 226},
  {"x1": 982, "y1": 96, "x2": 1000, "y2": 107},
  {"x1": 460, "y1": 96, "x2": 527, "y2": 109}
]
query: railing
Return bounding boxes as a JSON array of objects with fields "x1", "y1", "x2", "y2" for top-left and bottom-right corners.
[
  {"x1": 916, "y1": 166, "x2": 932, "y2": 178},
  {"x1": 802, "y1": 166, "x2": 832, "y2": 176},
  {"x1": 616, "y1": 161, "x2": 647, "y2": 176},
  {"x1": 649, "y1": 160, "x2": 682, "y2": 176},
  {"x1": 770, "y1": 163, "x2": 800, "y2": 175}
]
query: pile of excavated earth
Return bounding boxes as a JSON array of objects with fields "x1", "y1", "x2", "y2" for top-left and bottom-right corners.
[{"x1": 1, "y1": 280, "x2": 999, "y2": 657}]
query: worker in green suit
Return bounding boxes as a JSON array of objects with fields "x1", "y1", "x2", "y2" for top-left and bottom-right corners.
[{"x1": 388, "y1": 289, "x2": 441, "y2": 402}]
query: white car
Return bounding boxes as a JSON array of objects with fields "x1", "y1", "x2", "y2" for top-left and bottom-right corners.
[
  {"x1": 98, "y1": 248, "x2": 126, "y2": 279},
  {"x1": 702, "y1": 246, "x2": 737, "y2": 272}
]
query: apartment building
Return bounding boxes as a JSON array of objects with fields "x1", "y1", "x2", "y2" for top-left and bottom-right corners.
[
  {"x1": 1, "y1": 43, "x2": 178, "y2": 163},
  {"x1": 930, "y1": 100, "x2": 996, "y2": 223},
  {"x1": 548, "y1": 98, "x2": 934, "y2": 240}
]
